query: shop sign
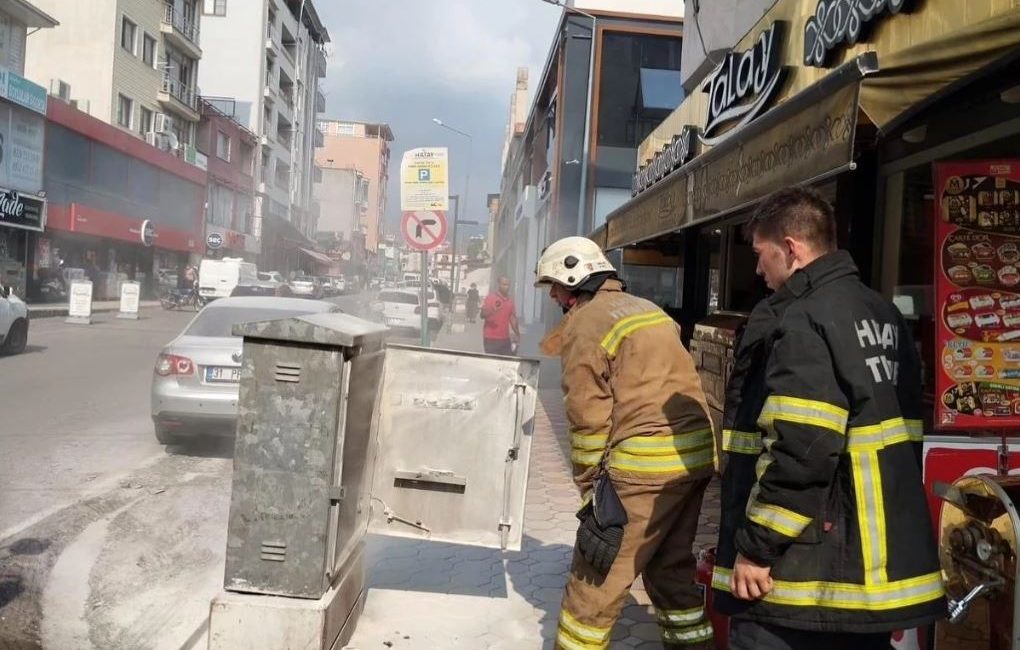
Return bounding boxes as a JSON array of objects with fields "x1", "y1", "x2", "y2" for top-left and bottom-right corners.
[
  {"x1": 140, "y1": 219, "x2": 155, "y2": 247},
  {"x1": 0, "y1": 66, "x2": 47, "y2": 115},
  {"x1": 207, "y1": 231, "x2": 224, "y2": 249},
  {"x1": 632, "y1": 126, "x2": 698, "y2": 197},
  {"x1": 804, "y1": 0, "x2": 913, "y2": 68},
  {"x1": 702, "y1": 22, "x2": 786, "y2": 146},
  {"x1": 0, "y1": 187, "x2": 44, "y2": 232},
  {"x1": 933, "y1": 160, "x2": 1020, "y2": 431},
  {"x1": 689, "y1": 80, "x2": 859, "y2": 224},
  {"x1": 608, "y1": 174, "x2": 688, "y2": 249}
]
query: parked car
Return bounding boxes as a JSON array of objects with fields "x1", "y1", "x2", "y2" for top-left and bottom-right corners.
[
  {"x1": 258, "y1": 271, "x2": 285, "y2": 285},
  {"x1": 373, "y1": 289, "x2": 443, "y2": 334},
  {"x1": 0, "y1": 285, "x2": 28, "y2": 355},
  {"x1": 198, "y1": 258, "x2": 258, "y2": 300},
  {"x1": 150, "y1": 296, "x2": 339, "y2": 445},
  {"x1": 289, "y1": 275, "x2": 322, "y2": 298},
  {"x1": 318, "y1": 276, "x2": 338, "y2": 297}
]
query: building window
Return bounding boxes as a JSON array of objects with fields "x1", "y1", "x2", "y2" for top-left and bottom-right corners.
[
  {"x1": 139, "y1": 106, "x2": 153, "y2": 135},
  {"x1": 202, "y1": 0, "x2": 226, "y2": 16},
  {"x1": 216, "y1": 131, "x2": 231, "y2": 161},
  {"x1": 142, "y1": 33, "x2": 157, "y2": 67},
  {"x1": 596, "y1": 32, "x2": 683, "y2": 149},
  {"x1": 121, "y1": 16, "x2": 137, "y2": 54},
  {"x1": 117, "y1": 94, "x2": 133, "y2": 128}
]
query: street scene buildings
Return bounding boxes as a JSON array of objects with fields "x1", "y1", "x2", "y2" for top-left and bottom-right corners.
[{"x1": 3, "y1": 0, "x2": 1020, "y2": 649}]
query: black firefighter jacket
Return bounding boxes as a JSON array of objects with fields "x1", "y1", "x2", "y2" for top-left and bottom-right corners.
[{"x1": 712, "y1": 251, "x2": 946, "y2": 633}]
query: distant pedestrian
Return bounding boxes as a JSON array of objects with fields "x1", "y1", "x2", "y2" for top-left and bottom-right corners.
[
  {"x1": 465, "y1": 283, "x2": 480, "y2": 323},
  {"x1": 184, "y1": 264, "x2": 198, "y2": 290},
  {"x1": 480, "y1": 276, "x2": 519, "y2": 355}
]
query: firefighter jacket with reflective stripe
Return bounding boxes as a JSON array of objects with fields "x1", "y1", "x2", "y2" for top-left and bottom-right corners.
[
  {"x1": 541, "y1": 279, "x2": 715, "y2": 492},
  {"x1": 713, "y1": 251, "x2": 945, "y2": 633}
]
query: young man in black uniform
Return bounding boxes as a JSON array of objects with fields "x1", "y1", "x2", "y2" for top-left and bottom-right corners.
[{"x1": 713, "y1": 187, "x2": 945, "y2": 649}]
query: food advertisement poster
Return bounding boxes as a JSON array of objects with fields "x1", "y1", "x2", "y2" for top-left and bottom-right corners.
[{"x1": 934, "y1": 160, "x2": 1020, "y2": 430}]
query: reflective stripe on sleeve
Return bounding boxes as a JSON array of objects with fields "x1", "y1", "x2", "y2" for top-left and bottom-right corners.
[
  {"x1": 758, "y1": 395, "x2": 849, "y2": 436},
  {"x1": 722, "y1": 429, "x2": 762, "y2": 454},
  {"x1": 570, "y1": 431, "x2": 608, "y2": 467},
  {"x1": 746, "y1": 498, "x2": 812, "y2": 539},
  {"x1": 655, "y1": 606, "x2": 706, "y2": 626},
  {"x1": 661, "y1": 621, "x2": 714, "y2": 644},
  {"x1": 847, "y1": 417, "x2": 924, "y2": 452},
  {"x1": 711, "y1": 566, "x2": 944, "y2": 611},
  {"x1": 600, "y1": 311, "x2": 674, "y2": 357}
]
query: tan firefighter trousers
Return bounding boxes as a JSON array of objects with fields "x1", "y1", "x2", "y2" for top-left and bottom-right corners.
[{"x1": 556, "y1": 478, "x2": 713, "y2": 650}]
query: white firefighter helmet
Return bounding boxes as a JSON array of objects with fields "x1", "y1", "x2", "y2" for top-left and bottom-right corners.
[{"x1": 534, "y1": 236, "x2": 615, "y2": 288}]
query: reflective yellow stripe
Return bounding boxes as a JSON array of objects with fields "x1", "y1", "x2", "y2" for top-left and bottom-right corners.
[
  {"x1": 600, "y1": 311, "x2": 674, "y2": 356},
  {"x1": 712, "y1": 566, "x2": 944, "y2": 610},
  {"x1": 655, "y1": 606, "x2": 706, "y2": 626},
  {"x1": 852, "y1": 449, "x2": 888, "y2": 585},
  {"x1": 722, "y1": 429, "x2": 762, "y2": 454},
  {"x1": 571, "y1": 431, "x2": 609, "y2": 451},
  {"x1": 758, "y1": 395, "x2": 849, "y2": 436},
  {"x1": 609, "y1": 429, "x2": 715, "y2": 474},
  {"x1": 847, "y1": 418, "x2": 924, "y2": 451},
  {"x1": 746, "y1": 499, "x2": 812, "y2": 539},
  {"x1": 571, "y1": 449, "x2": 603, "y2": 467},
  {"x1": 662, "y1": 621, "x2": 714, "y2": 644},
  {"x1": 558, "y1": 610, "x2": 611, "y2": 649}
]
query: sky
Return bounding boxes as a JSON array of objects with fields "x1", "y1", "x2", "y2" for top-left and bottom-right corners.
[{"x1": 315, "y1": 1, "x2": 562, "y2": 240}]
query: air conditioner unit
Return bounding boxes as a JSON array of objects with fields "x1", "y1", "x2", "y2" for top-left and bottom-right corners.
[
  {"x1": 153, "y1": 112, "x2": 173, "y2": 134},
  {"x1": 49, "y1": 79, "x2": 71, "y2": 100},
  {"x1": 70, "y1": 98, "x2": 90, "y2": 114},
  {"x1": 145, "y1": 131, "x2": 159, "y2": 147}
]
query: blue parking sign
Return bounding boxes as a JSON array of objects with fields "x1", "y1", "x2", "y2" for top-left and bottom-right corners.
[{"x1": 418, "y1": 169, "x2": 431, "y2": 181}]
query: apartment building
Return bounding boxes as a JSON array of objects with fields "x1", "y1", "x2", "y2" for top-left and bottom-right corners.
[
  {"x1": 315, "y1": 120, "x2": 394, "y2": 254},
  {"x1": 0, "y1": 0, "x2": 56, "y2": 298},
  {"x1": 25, "y1": 0, "x2": 204, "y2": 154},
  {"x1": 492, "y1": 1, "x2": 684, "y2": 326},
  {"x1": 198, "y1": 0, "x2": 329, "y2": 272}
]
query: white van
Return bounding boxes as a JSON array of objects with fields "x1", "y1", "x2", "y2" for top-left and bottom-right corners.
[{"x1": 198, "y1": 258, "x2": 258, "y2": 300}]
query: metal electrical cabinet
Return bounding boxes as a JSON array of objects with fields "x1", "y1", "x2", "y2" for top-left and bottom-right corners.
[{"x1": 223, "y1": 313, "x2": 540, "y2": 604}]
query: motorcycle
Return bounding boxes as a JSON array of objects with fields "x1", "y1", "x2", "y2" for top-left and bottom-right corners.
[{"x1": 160, "y1": 286, "x2": 208, "y2": 311}]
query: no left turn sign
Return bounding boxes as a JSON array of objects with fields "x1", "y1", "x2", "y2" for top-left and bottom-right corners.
[{"x1": 401, "y1": 210, "x2": 447, "y2": 251}]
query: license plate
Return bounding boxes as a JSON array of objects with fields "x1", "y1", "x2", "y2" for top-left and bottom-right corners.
[{"x1": 206, "y1": 366, "x2": 241, "y2": 383}]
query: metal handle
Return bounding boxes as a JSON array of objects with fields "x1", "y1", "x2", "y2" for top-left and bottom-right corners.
[{"x1": 948, "y1": 583, "x2": 992, "y2": 624}]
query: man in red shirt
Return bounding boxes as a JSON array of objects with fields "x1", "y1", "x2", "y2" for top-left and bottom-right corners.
[{"x1": 480, "y1": 276, "x2": 520, "y2": 355}]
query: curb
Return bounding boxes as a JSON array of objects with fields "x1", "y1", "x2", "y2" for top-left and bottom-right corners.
[{"x1": 27, "y1": 304, "x2": 162, "y2": 320}]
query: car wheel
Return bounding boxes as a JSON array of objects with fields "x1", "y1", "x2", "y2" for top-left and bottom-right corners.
[
  {"x1": 1, "y1": 319, "x2": 27, "y2": 355},
  {"x1": 153, "y1": 422, "x2": 182, "y2": 446}
]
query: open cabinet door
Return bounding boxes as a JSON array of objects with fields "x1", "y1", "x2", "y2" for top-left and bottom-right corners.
[{"x1": 368, "y1": 345, "x2": 540, "y2": 552}]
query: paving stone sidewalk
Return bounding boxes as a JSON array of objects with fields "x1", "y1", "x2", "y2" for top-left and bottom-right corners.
[{"x1": 344, "y1": 381, "x2": 722, "y2": 649}]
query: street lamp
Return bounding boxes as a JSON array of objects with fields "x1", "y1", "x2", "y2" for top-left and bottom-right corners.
[
  {"x1": 431, "y1": 117, "x2": 473, "y2": 296},
  {"x1": 539, "y1": 0, "x2": 597, "y2": 237}
]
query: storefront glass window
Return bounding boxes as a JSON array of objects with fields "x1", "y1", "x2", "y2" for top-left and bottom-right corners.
[{"x1": 621, "y1": 265, "x2": 681, "y2": 310}]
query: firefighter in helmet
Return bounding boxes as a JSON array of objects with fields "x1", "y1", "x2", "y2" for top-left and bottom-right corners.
[{"x1": 536, "y1": 236, "x2": 716, "y2": 650}]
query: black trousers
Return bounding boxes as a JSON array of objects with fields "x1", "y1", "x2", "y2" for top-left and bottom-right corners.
[
  {"x1": 483, "y1": 338, "x2": 514, "y2": 356},
  {"x1": 729, "y1": 619, "x2": 891, "y2": 650}
]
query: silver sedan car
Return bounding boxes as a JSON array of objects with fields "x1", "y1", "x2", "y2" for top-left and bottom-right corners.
[{"x1": 150, "y1": 296, "x2": 339, "y2": 445}]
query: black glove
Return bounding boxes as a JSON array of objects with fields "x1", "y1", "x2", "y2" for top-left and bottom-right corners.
[{"x1": 575, "y1": 475, "x2": 628, "y2": 576}]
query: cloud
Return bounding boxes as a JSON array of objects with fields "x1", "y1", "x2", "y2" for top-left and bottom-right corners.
[{"x1": 315, "y1": 0, "x2": 560, "y2": 233}]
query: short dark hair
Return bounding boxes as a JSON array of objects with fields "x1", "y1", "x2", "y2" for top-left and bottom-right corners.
[{"x1": 744, "y1": 186, "x2": 837, "y2": 252}]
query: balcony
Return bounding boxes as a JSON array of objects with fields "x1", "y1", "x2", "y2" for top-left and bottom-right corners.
[
  {"x1": 161, "y1": 5, "x2": 201, "y2": 58},
  {"x1": 313, "y1": 125, "x2": 324, "y2": 148},
  {"x1": 158, "y1": 74, "x2": 199, "y2": 119},
  {"x1": 314, "y1": 87, "x2": 325, "y2": 113},
  {"x1": 314, "y1": 49, "x2": 327, "y2": 78}
]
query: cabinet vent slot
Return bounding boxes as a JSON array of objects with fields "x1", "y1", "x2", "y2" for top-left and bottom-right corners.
[
  {"x1": 261, "y1": 540, "x2": 287, "y2": 562},
  {"x1": 274, "y1": 363, "x2": 301, "y2": 383}
]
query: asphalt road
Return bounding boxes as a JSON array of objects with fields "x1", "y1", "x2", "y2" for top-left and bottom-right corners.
[{"x1": 0, "y1": 291, "x2": 480, "y2": 650}]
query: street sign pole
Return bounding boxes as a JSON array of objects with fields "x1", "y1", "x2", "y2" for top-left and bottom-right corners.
[{"x1": 420, "y1": 250, "x2": 429, "y2": 347}]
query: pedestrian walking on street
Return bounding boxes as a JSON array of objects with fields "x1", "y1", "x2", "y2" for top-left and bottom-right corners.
[
  {"x1": 713, "y1": 188, "x2": 945, "y2": 650},
  {"x1": 466, "y1": 283, "x2": 480, "y2": 323},
  {"x1": 480, "y1": 276, "x2": 519, "y2": 355},
  {"x1": 535, "y1": 237, "x2": 715, "y2": 650}
]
